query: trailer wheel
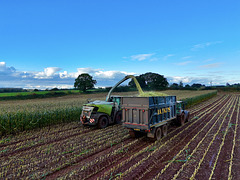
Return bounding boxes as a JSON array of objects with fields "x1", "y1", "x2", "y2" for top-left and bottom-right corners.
[
  {"x1": 98, "y1": 116, "x2": 109, "y2": 129},
  {"x1": 129, "y1": 130, "x2": 142, "y2": 138},
  {"x1": 129, "y1": 130, "x2": 136, "y2": 138},
  {"x1": 155, "y1": 127, "x2": 162, "y2": 141},
  {"x1": 162, "y1": 125, "x2": 168, "y2": 137}
]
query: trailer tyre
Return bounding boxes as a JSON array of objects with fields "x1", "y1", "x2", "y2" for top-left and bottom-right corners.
[
  {"x1": 155, "y1": 127, "x2": 162, "y2": 141},
  {"x1": 98, "y1": 116, "x2": 109, "y2": 129},
  {"x1": 162, "y1": 125, "x2": 168, "y2": 137},
  {"x1": 129, "y1": 130, "x2": 136, "y2": 138},
  {"x1": 129, "y1": 130, "x2": 142, "y2": 138}
]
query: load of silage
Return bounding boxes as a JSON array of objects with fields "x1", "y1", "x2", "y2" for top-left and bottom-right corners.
[
  {"x1": 131, "y1": 76, "x2": 168, "y2": 97},
  {"x1": 138, "y1": 91, "x2": 168, "y2": 97}
]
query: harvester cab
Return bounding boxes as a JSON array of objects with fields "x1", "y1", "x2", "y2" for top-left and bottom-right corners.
[{"x1": 80, "y1": 75, "x2": 142, "y2": 129}]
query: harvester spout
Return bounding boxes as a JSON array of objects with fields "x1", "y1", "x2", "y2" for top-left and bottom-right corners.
[{"x1": 106, "y1": 75, "x2": 143, "y2": 102}]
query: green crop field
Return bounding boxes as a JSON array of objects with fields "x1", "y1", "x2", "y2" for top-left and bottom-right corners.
[
  {"x1": 2, "y1": 92, "x2": 239, "y2": 180},
  {"x1": 0, "y1": 90, "x2": 79, "y2": 97},
  {"x1": 0, "y1": 90, "x2": 217, "y2": 136}
]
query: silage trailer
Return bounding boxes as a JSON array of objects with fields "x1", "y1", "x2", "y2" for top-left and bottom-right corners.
[{"x1": 121, "y1": 96, "x2": 189, "y2": 140}]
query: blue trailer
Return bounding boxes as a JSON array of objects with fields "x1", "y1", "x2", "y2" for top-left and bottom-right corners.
[{"x1": 121, "y1": 96, "x2": 189, "y2": 140}]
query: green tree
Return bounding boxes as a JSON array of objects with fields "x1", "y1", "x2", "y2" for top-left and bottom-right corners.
[
  {"x1": 191, "y1": 83, "x2": 205, "y2": 89},
  {"x1": 143, "y1": 72, "x2": 168, "y2": 90},
  {"x1": 128, "y1": 75, "x2": 147, "y2": 89},
  {"x1": 128, "y1": 72, "x2": 168, "y2": 90},
  {"x1": 179, "y1": 81, "x2": 183, "y2": 88},
  {"x1": 170, "y1": 83, "x2": 179, "y2": 90},
  {"x1": 74, "y1": 73, "x2": 97, "y2": 92}
]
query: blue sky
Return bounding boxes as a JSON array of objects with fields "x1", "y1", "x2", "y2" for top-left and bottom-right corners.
[{"x1": 0, "y1": 0, "x2": 240, "y2": 89}]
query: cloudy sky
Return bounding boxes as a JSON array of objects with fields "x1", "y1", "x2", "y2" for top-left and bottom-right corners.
[{"x1": 0, "y1": 0, "x2": 240, "y2": 89}]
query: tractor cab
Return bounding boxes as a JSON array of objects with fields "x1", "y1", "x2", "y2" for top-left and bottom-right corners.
[
  {"x1": 176, "y1": 101, "x2": 185, "y2": 115},
  {"x1": 108, "y1": 95, "x2": 121, "y2": 111},
  {"x1": 176, "y1": 101, "x2": 189, "y2": 125}
]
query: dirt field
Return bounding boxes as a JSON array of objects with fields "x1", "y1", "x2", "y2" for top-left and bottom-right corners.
[{"x1": 1, "y1": 93, "x2": 239, "y2": 179}]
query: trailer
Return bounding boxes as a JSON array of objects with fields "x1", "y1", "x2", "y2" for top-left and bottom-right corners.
[{"x1": 121, "y1": 96, "x2": 189, "y2": 140}]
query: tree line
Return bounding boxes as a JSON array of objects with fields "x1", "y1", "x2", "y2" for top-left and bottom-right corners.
[
  {"x1": 74, "y1": 72, "x2": 240, "y2": 93},
  {"x1": 73, "y1": 72, "x2": 208, "y2": 92}
]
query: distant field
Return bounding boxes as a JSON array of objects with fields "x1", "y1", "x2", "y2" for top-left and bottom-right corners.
[
  {"x1": 0, "y1": 90, "x2": 217, "y2": 113},
  {"x1": 0, "y1": 90, "x2": 79, "y2": 97}
]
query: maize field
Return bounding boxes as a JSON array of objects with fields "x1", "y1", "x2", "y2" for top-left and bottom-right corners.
[
  {"x1": 0, "y1": 90, "x2": 216, "y2": 136},
  {"x1": 2, "y1": 91, "x2": 239, "y2": 179}
]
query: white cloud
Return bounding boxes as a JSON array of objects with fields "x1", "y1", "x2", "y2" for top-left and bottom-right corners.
[
  {"x1": 163, "y1": 54, "x2": 174, "y2": 61},
  {"x1": 203, "y1": 58, "x2": 214, "y2": 62},
  {"x1": 174, "y1": 61, "x2": 192, "y2": 66},
  {"x1": 45, "y1": 67, "x2": 61, "y2": 76},
  {"x1": 76, "y1": 67, "x2": 101, "y2": 75},
  {"x1": 34, "y1": 67, "x2": 61, "y2": 79},
  {"x1": 191, "y1": 41, "x2": 222, "y2": 51},
  {"x1": 181, "y1": 56, "x2": 192, "y2": 60},
  {"x1": 0, "y1": 61, "x2": 16, "y2": 73},
  {"x1": 167, "y1": 76, "x2": 218, "y2": 85},
  {"x1": 167, "y1": 76, "x2": 191, "y2": 84},
  {"x1": 0, "y1": 62, "x2": 6, "y2": 70},
  {"x1": 130, "y1": 53, "x2": 155, "y2": 61},
  {"x1": 0, "y1": 61, "x2": 235, "y2": 89},
  {"x1": 198, "y1": 63, "x2": 222, "y2": 69},
  {"x1": 95, "y1": 70, "x2": 134, "y2": 79}
]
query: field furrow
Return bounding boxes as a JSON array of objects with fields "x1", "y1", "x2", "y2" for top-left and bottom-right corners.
[
  {"x1": 97, "y1": 95, "x2": 229, "y2": 179},
  {"x1": 1, "y1": 93, "x2": 240, "y2": 180},
  {"x1": 142, "y1": 95, "x2": 235, "y2": 180},
  {"x1": 169, "y1": 95, "x2": 238, "y2": 180}
]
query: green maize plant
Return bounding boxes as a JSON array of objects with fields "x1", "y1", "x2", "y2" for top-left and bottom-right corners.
[
  {"x1": 181, "y1": 91, "x2": 217, "y2": 108},
  {"x1": 0, "y1": 90, "x2": 217, "y2": 136},
  {"x1": 0, "y1": 107, "x2": 82, "y2": 136}
]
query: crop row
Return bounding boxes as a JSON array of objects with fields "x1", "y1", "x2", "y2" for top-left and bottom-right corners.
[
  {"x1": 131, "y1": 95, "x2": 235, "y2": 180},
  {"x1": 0, "y1": 125, "x2": 129, "y2": 179},
  {"x1": 0, "y1": 124, "x2": 124, "y2": 158},
  {"x1": 0, "y1": 90, "x2": 217, "y2": 136},
  {"x1": 168, "y1": 95, "x2": 238, "y2": 180},
  {"x1": 180, "y1": 90, "x2": 217, "y2": 108},
  {"x1": 88, "y1": 95, "x2": 230, "y2": 179},
  {"x1": 0, "y1": 92, "x2": 228, "y2": 180},
  {"x1": 189, "y1": 94, "x2": 225, "y2": 114},
  {"x1": 95, "y1": 94, "x2": 232, "y2": 179},
  {"x1": 228, "y1": 96, "x2": 239, "y2": 179},
  {"x1": 0, "y1": 106, "x2": 82, "y2": 136}
]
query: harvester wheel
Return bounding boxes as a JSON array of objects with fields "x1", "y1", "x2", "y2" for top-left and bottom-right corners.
[
  {"x1": 162, "y1": 125, "x2": 168, "y2": 137},
  {"x1": 180, "y1": 113, "x2": 185, "y2": 126},
  {"x1": 98, "y1": 116, "x2": 109, "y2": 129},
  {"x1": 186, "y1": 112, "x2": 190, "y2": 122},
  {"x1": 155, "y1": 127, "x2": 162, "y2": 141},
  {"x1": 114, "y1": 112, "x2": 122, "y2": 124}
]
